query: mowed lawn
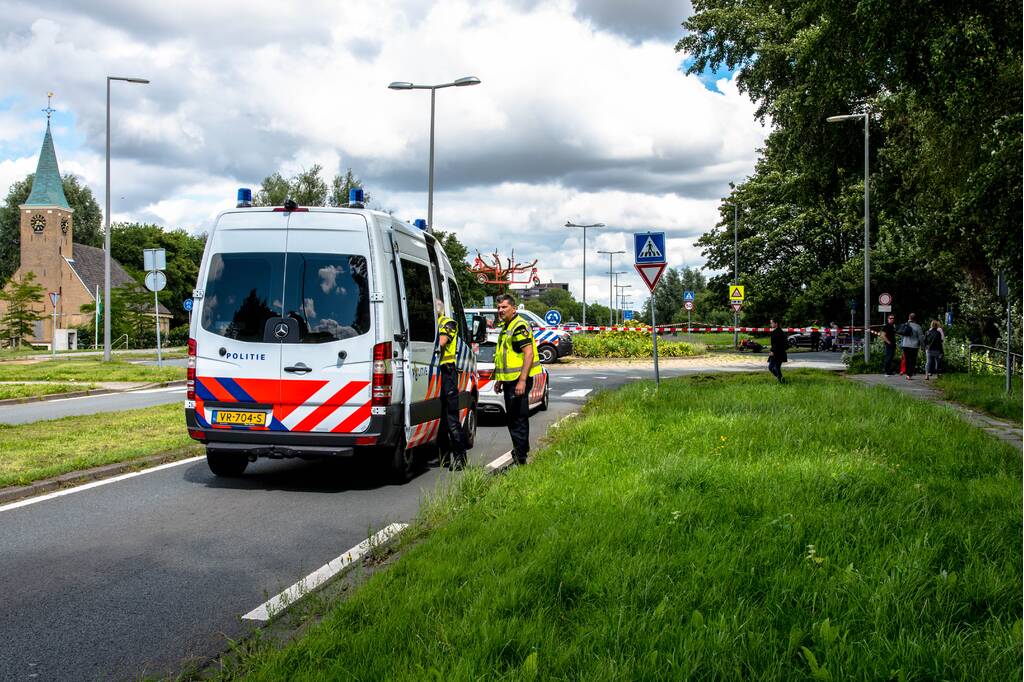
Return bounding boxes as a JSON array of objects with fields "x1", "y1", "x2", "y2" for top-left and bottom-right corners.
[
  {"x1": 937, "y1": 373, "x2": 1023, "y2": 424},
  {"x1": 0, "y1": 403, "x2": 199, "y2": 488},
  {"x1": 0, "y1": 357, "x2": 183, "y2": 383},
  {"x1": 221, "y1": 371, "x2": 1022, "y2": 680}
]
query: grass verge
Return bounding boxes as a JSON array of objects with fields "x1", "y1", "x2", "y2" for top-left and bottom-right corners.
[
  {"x1": 0, "y1": 403, "x2": 198, "y2": 488},
  {"x1": 0, "y1": 357, "x2": 183, "y2": 383},
  {"x1": 0, "y1": 383, "x2": 97, "y2": 400},
  {"x1": 211, "y1": 370, "x2": 1022, "y2": 680},
  {"x1": 937, "y1": 373, "x2": 1023, "y2": 424}
]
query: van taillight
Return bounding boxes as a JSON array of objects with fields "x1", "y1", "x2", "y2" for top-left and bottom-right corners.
[
  {"x1": 187, "y1": 338, "x2": 196, "y2": 400},
  {"x1": 372, "y1": 341, "x2": 393, "y2": 407}
]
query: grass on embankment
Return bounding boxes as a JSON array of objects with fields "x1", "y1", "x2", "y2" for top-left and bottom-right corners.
[
  {"x1": 0, "y1": 383, "x2": 97, "y2": 400},
  {"x1": 0, "y1": 357, "x2": 183, "y2": 383},
  {"x1": 937, "y1": 373, "x2": 1023, "y2": 424},
  {"x1": 218, "y1": 371, "x2": 1022, "y2": 681},
  {"x1": 0, "y1": 403, "x2": 198, "y2": 488}
]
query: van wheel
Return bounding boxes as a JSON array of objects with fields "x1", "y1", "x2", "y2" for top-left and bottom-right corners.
[
  {"x1": 540, "y1": 383, "x2": 549, "y2": 411},
  {"x1": 464, "y1": 403, "x2": 478, "y2": 449},
  {"x1": 538, "y1": 344, "x2": 557, "y2": 364},
  {"x1": 386, "y1": 438, "x2": 416, "y2": 483},
  {"x1": 206, "y1": 450, "x2": 248, "y2": 477}
]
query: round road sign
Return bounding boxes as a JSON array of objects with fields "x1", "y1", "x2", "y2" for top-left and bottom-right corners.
[
  {"x1": 145, "y1": 270, "x2": 167, "y2": 292},
  {"x1": 684, "y1": 301, "x2": 694, "y2": 311},
  {"x1": 183, "y1": 298, "x2": 194, "y2": 312},
  {"x1": 544, "y1": 309, "x2": 562, "y2": 326},
  {"x1": 878, "y1": 292, "x2": 893, "y2": 305}
]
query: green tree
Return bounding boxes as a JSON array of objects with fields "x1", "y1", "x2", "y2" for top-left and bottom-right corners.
[
  {"x1": 254, "y1": 166, "x2": 372, "y2": 209},
  {"x1": 330, "y1": 169, "x2": 371, "y2": 207},
  {"x1": 0, "y1": 271, "x2": 45, "y2": 347},
  {"x1": 0, "y1": 173, "x2": 103, "y2": 284},
  {"x1": 641, "y1": 267, "x2": 686, "y2": 324},
  {"x1": 80, "y1": 282, "x2": 154, "y2": 348},
  {"x1": 434, "y1": 229, "x2": 488, "y2": 305},
  {"x1": 538, "y1": 288, "x2": 580, "y2": 322},
  {"x1": 110, "y1": 223, "x2": 207, "y2": 327}
]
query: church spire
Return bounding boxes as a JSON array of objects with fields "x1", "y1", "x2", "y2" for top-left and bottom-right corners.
[{"x1": 24, "y1": 94, "x2": 71, "y2": 210}]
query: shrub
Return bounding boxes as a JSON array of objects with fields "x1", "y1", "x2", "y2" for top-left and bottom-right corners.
[{"x1": 573, "y1": 329, "x2": 704, "y2": 359}]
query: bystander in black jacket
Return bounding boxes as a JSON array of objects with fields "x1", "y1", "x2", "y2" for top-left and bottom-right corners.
[{"x1": 770, "y1": 327, "x2": 788, "y2": 362}]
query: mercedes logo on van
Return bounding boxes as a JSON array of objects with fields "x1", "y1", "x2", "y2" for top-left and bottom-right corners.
[{"x1": 273, "y1": 323, "x2": 289, "y2": 339}]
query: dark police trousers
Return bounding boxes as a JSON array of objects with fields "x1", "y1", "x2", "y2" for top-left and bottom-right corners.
[
  {"x1": 502, "y1": 375, "x2": 533, "y2": 463},
  {"x1": 439, "y1": 365, "x2": 466, "y2": 463}
]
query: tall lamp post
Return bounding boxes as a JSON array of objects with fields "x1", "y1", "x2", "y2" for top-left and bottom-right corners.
[
  {"x1": 723, "y1": 201, "x2": 739, "y2": 346},
  {"x1": 104, "y1": 75, "x2": 149, "y2": 362},
  {"x1": 566, "y1": 221, "x2": 604, "y2": 330},
  {"x1": 597, "y1": 249, "x2": 625, "y2": 325},
  {"x1": 827, "y1": 110, "x2": 871, "y2": 362},
  {"x1": 388, "y1": 76, "x2": 481, "y2": 230},
  {"x1": 615, "y1": 283, "x2": 632, "y2": 323}
]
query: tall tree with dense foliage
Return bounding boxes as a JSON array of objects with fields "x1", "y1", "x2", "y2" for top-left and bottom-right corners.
[
  {"x1": 0, "y1": 271, "x2": 45, "y2": 347},
  {"x1": 0, "y1": 173, "x2": 103, "y2": 284},
  {"x1": 679, "y1": 0, "x2": 1022, "y2": 340},
  {"x1": 253, "y1": 165, "x2": 371, "y2": 208}
]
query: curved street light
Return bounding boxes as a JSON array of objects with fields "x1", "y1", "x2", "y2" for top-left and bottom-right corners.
[{"x1": 388, "y1": 76, "x2": 481, "y2": 230}]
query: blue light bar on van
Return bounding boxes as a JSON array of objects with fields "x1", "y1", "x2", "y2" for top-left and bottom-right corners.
[
  {"x1": 236, "y1": 188, "x2": 252, "y2": 208},
  {"x1": 349, "y1": 188, "x2": 364, "y2": 205},
  {"x1": 413, "y1": 219, "x2": 427, "y2": 230}
]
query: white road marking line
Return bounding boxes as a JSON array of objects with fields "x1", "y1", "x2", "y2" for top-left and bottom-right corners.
[
  {"x1": 594, "y1": 376, "x2": 608, "y2": 380},
  {"x1": 551, "y1": 412, "x2": 579, "y2": 429},
  {"x1": 130, "y1": 387, "x2": 186, "y2": 395},
  {"x1": 0, "y1": 456, "x2": 205, "y2": 514},
  {"x1": 486, "y1": 451, "x2": 513, "y2": 472},
  {"x1": 562, "y1": 389, "x2": 592, "y2": 398},
  {"x1": 629, "y1": 376, "x2": 643, "y2": 380},
  {"x1": 242, "y1": 523, "x2": 408, "y2": 622}
]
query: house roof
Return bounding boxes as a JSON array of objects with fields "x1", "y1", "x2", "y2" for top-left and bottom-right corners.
[
  {"x1": 66, "y1": 243, "x2": 172, "y2": 315},
  {"x1": 24, "y1": 122, "x2": 71, "y2": 209}
]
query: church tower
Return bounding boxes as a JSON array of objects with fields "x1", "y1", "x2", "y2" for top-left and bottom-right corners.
[{"x1": 19, "y1": 103, "x2": 74, "y2": 291}]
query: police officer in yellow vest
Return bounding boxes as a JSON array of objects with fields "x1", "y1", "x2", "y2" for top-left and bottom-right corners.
[
  {"x1": 436, "y1": 299, "x2": 467, "y2": 470},
  {"x1": 493, "y1": 294, "x2": 541, "y2": 465}
]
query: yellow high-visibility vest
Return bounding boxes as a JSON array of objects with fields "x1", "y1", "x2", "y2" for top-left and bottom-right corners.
[
  {"x1": 494, "y1": 314, "x2": 541, "y2": 381},
  {"x1": 437, "y1": 314, "x2": 458, "y2": 365}
]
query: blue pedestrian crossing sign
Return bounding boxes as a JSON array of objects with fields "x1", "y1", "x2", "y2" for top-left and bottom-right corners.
[
  {"x1": 623, "y1": 310, "x2": 634, "y2": 321},
  {"x1": 634, "y1": 232, "x2": 666, "y2": 264},
  {"x1": 544, "y1": 309, "x2": 562, "y2": 326},
  {"x1": 683, "y1": 290, "x2": 695, "y2": 302}
]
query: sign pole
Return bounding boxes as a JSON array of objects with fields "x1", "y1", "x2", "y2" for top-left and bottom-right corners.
[
  {"x1": 95, "y1": 285, "x2": 100, "y2": 350},
  {"x1": 651, "y1": 293, "x2": 660, "y2": 386},
  {"x1": 52, "y1": 302, "x2": 57, "y2": 357},
  {"x1": 154, "y1": 286, "x2": 163, "y2": 368}
]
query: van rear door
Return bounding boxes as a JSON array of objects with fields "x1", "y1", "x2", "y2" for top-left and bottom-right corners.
[
  {"x1": 276, "y1": 211, "x2": 374, "y2": 434},
  {"x1": 192, "y1": 212, "x2": 286, "y2": 430}
]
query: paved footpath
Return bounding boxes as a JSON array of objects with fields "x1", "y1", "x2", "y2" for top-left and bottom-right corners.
[{"x1": 848, "y1": 374, "x2": 1023, "y2": 449}]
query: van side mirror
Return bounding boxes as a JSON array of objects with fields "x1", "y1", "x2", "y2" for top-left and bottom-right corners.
[{"x1": 473, "y1": 315, "x2": 488, "y2": 343}]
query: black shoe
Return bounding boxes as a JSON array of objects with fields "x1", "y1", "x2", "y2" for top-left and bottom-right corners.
[{"x1": 450, "y1": 456, "x2": 467, "y2": 472}]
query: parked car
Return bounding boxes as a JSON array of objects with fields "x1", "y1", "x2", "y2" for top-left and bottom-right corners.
[
  {"x1": 464, "y1": 307, "x2": 573, "y2": 364},
  {"x1": 475, "y1": 341, "x2": 550, "y2": 414}
]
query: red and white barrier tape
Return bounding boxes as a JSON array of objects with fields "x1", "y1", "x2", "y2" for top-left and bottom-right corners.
[{"x1": 538, "y1": 325, "x2": 875, "y2": 334}]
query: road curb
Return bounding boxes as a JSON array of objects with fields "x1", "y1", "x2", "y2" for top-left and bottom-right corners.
[
  {"x1": 0, "y1": 448, "x2": 200, "y2": 506},
  {"x1": 0, "y1": 379, "x2": 187, "y2": 407}
]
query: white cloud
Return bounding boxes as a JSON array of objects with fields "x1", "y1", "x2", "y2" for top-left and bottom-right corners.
[{"x1": 0, "y1": 0, "x2": 767, "y2": 306}]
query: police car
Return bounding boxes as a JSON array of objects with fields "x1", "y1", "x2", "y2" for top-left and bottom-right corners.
[
  {"x1": 185, "y1": 189, "x2": 485, "y2": 481},
  {"x1": 474, "y1": 341, "x2": 550, "y2": 415},
  {"x1": 464, "y1": 307, "x2": 573, "y2": 363}
]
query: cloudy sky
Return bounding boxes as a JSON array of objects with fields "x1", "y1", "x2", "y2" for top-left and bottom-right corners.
[{"x1": 0, "y1": 0, "x2": 767, "y2": 310}]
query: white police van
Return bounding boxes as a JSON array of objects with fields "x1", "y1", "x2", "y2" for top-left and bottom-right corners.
[{"x1": 185, "y1": 189, "x2": 485, "y2": 481}]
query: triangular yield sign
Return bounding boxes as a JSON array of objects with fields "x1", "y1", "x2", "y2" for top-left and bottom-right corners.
[
  {"x1": 635, "y1": 263, "x2": 667, "y2": 291},
  {"x1": 730, "y1": 286, "x2": 743, "y2": 299}
]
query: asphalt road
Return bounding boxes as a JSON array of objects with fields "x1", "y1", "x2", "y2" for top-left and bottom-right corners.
[{"x1": 0, "y1": 355, "x2": 843, "y2": 681}]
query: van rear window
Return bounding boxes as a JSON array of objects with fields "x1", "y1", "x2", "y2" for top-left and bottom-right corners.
[
  {"x1": 282, "y1": 253, "x2": 370, "y2": 343},
  {"x1": 201, "y1": 253, "x2": 285, "y2": 342},
  {"x1": 201, "y1": 252, "x2": 370, "y2": 343}
]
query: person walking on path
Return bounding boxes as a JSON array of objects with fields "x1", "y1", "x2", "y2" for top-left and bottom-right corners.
[
  {"x1": 768, "y1": 318, "x2": 788, "y2": 383},
  {"x1": 924, "y1": 319, "x2": 945, "y2": 380},
  {"x1": 898, "y1": 313, "x2": 926, "y2": 380},
  {"x1": 881, "y1": 314, "x2": 897, "y2": 376},
  {"x1": 829, "y1": 321, "x2": 839, "y2": 352},
  {"x1": 810, "y1": 320, "x2": 822, "y2": 352},
  {"x1": 492, "y1": 294, "x2": 541, "y2": 465},
  {"x1": 435, "y1": 299, "x2": 467, "y2": 471}
]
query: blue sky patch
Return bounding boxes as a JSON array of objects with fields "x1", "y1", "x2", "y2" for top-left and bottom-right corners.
[
  {"x1": 679, "y1": 57, "x2": 736, "y2": 94},
  {"x1": 1, "y1": 96, "x2": 86, "y2": 162}
]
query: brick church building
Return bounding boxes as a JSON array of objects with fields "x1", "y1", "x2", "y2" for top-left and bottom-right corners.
[{"x1": 3, "y1": 118, "x2": 170, "y2": 349}]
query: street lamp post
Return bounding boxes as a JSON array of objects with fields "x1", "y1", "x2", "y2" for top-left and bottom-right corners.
[
  {"x1": 388, "y1": 76, "x2": 481, "y2": 231},
  {"x1": 723, "y1": 201, "x2": 739, "y2": 346},
  {"x1": 597, "y1": 249, "x2": 625, "y2": 326},
  {"x1": 104, "y1": 75, "x2": 149, "y2": 362},
  {"x1": 565, "y1": 221, "x2": 604, "y2": 330},
  {"x1": 827, "y1": 110, "x2": 871, "y2": 362},
  {"x1": 615, "y1": 283, "x2": 632, "y2": 323}
]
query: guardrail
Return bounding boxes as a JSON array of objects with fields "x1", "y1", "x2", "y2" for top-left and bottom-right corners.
[
  {"x1": 966, "y1": 343, "x2": 1022, "y2": 376},
  {"x1": 112, "y1": 334, "x2": 130, "y2": 350}
]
